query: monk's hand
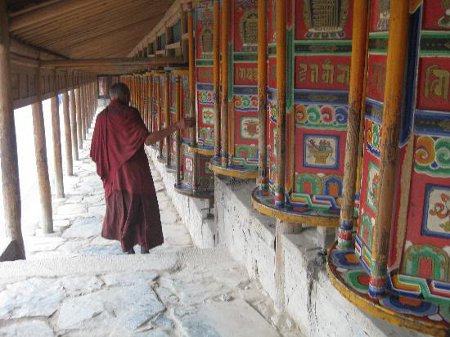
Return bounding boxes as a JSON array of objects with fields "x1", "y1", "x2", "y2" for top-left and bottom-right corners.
[{"x1": 178, "y1": 118, "x2": 195, "y2": 129}]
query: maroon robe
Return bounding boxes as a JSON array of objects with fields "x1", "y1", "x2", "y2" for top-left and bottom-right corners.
[{"x1": 90, "y1": 100, "x2": 163, "y2": 252}]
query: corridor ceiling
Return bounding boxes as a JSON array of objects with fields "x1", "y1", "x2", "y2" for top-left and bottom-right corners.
[{"x1": 7, "y1": 0, "x2": 176, "y2": 59}]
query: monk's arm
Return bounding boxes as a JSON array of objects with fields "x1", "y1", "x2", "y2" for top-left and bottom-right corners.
[{"x1": 144, "y1": 123, "x2": 179, "y2": 146}]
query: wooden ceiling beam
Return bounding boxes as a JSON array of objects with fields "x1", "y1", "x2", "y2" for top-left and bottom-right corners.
[
  {"x1": 10, "y1": 37, "x2": 68, "y2": 60},
  {"x1": 9, "y1": 0, "x2": 94, "y2": 32},
  {"x1": 58, "y1": 16, "x2": 161, "y2": 53},
  {"x1": 64, "y1": 21, "x2": 155, "y2": 58},
  {"x1": 41, "y1": 4, "x2": 163, "y2": 48},
  {"x1": 14, "y1": 0, "x2": 119, "y2": 37},
  {"x1": 40, "y1": 57, "x2": 185, "y2": 68},
  {"x1": 9, "y1": 0, "x2": 63, "y2": 17}
]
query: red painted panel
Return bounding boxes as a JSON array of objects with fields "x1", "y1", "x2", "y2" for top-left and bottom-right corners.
[
  {"x1": 234, "y1": 110, "x2": 259, "y2": 146},
  {"x1": 369, "y1": 0, "x2": 390, "y2": 33},
  {"x1": 294, "y1": 55, "x2": 351, "y2": 91},
  {"x1": 294, "y1": 127, "x2": 346, "y2": 176},
  {"x1": 233, "y1": 0, "x2": 258, "y2": 52},
  {"x1": 234, "y1": 63, "x2": 258, "y2": 86},
  {"x1": 366, "y1": 54, "x2": 387, "y2": 102},
  {"x1": 295, "y1": 0, "x2": 353, "y2": 40},
  {"x1": 197, "y1": 67, "x2": 214, "y2": 84},
  {"x1": 195, "y1": 2, "x2": 214, "y2": 59},
  {"x1": 422, "y1": 1, "x2": 450, "y2": 31},
  {"x1": 268, "y1": 58, "x2": 277, "y2": 88},
  {"x1": 267, "y1": 0, "x2": 276, "y2": 44},
  {"x1": 416, "y1": 57, "x2": 450, "y2": 112}
]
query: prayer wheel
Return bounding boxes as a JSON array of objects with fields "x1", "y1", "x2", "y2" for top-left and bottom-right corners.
[
  {"x1": 172, "y1": 1, "x2": 215, "y2": 199},
  {"x1": 252, "y1": 0, "x2": 353, "y2": 226},
  {"x1": 326, "y1": 1, "x2": 450, "y2": 335},
  {"x1": 209, "y1": 0, "x2": 260, "y2": 179}
]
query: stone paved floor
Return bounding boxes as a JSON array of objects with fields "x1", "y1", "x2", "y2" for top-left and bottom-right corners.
[{"x1": 0, "y1": 109, "x2": 303, "y2": 337}]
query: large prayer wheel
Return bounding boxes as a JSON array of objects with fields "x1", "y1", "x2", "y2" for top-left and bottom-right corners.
[
  {"x1": 327, "y1": 1, "x2": 450, "y2": 335},
  {"x1": 172, "y1": 1, "x2": 215, "y2": 199},
  {"x1": 251, "y1": 0, "x2": 353, "y2": 226},
  {"x1": 209, "y1": 0, "x2": 260, "y2": 179}
]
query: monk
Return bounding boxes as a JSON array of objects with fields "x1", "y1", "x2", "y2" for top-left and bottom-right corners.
[{"x1": 90, "y1": 82, "x2": 192, "y2": 254}]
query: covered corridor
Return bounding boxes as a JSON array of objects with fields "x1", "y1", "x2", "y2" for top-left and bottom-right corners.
[
  {"x1": 1, "y1": 1, "x2": 449, "y2": 337},
  {"x1": 0, "y1": 103, "x2": 300, "y2": 337}
]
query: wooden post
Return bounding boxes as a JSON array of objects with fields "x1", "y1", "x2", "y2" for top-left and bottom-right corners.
[
  {"x1": 0, "y1": 1, "x2": 24, "y2": 259},
  {"x1": 142, "y1": 76, "x2": 146, "y2": 121},
  {"x1": 94, "y1": 80, "x2": 98, "y2": 112},
  {"x1": 138, "y1": 76, "x2": 142, "y2": 116},
  {"x1": 258, "y1": 0, "x2": 268, "y2": 193},
  {"x1": 143, "y1": 75, "x2": 148, "y2": 127},
  {"x1": 79, "y1": 83, "x2": 85, "y2": 142},
  {"x1": 338, "y1": 0, "x2": 369, "y2": 250},
  {"x1": 188, "y1": 4, "x2": 199, "y2": 191},
  {"x1": 220, "y1": 0, "x2": 230, "y2": 167},
  {"x1": 176, "y1": 75, "x2": 182, "y2": 186},
  {"x1": 187, "y1": 4, "x2": 196, "y2": 146},
  {"x1": 133, "y1": 76, "x2": 138, "y2": 108},
  {"x1": 62, "y1": 89, "x2": 73, "y2": 176},
  {"x1": 70, "y1": 88, "x2": 79, "y2": 160},
  {"x1": 31, "y1": 75, "x2": 53, "y2": 234},
  {"x1": 148, "y1": 75, "x2": 153, "y2": 130},
  {"x1": 369, "y1": 0, "x2": 409, "y2": 298},
  {"x1": 51, "y1": 72, "x2": 65, "y2": 198},
  {"x1": 86, "y1": 82, "x2": 91, "y2": 128},
  {"x1": 158, "y1": 76, "x2": 164, "y2": 158},
  {"x1": 75, "y1": 86, "x2": 83, "y2": 150},
  {"x1": 82, "y1": 82, "x2": 88, "y2": 139},
  {"x1": 213, "y1": 0, "x2": 221, "y2": 158},
  {"x1": 165, "y1": 71, "x2": 171, "y2": 167},
  {"x1": 275, "y1": 0, "x2": 286, "y2": 207}
]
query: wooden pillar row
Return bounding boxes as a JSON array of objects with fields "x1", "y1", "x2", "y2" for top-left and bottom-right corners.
[
  {"x1": 148, "y1": 75, "x2": 153, "y2": 131},
  {"x1": 0, "y1": 1, "x2": 25, "y2": 260},
  {"x1": 142, "y1": 76, "x2": 146, "y2": 120},
  {"x1": 32, "y1": 67, "x2": 53, "y2": 235},
  {"x1": 175, "y1": 75, "x2": 182, "y2": 186},
  {"x1": 62, "y1": 87, "x2": 73, "y2": 176},
  {"x1": 70, "y1": 88, "x2": 79, "y2": 160},
  {"x1": 82, "y1": 81, "x2": 88, "y2": 139},
  {"x1": 158, "y1": 75, "x2": 164, "y2": 158},
  {"x1": 142, "y1": 76, "x2": 147, "y2": 127},
  {"x1": 0, "y1": 0, "x2": 25, "y2": 260},
  {"x1": 165, "y1": 71, "x2": 171, "y2": 167},
  {"x1": 51, "y1": 71, "x2": 64, "y2": 198},
  {"x1": 75, "y1": 86, "x2": 83, "y2": 149}
]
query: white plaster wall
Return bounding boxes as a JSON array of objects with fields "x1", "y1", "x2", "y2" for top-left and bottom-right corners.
[
  {"x1": 146, "y1": 147, "x2": 216, "y2": 249},
  {"x1": 148, "y1": 151, "x2": 430, "y2": 337},
  {"x1": 214, "y1": 177, "x2": 277, "y2": 300}
]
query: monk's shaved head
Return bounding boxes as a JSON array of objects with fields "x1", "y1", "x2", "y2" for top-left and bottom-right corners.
[{"x1": 109, "y1": 83, "x2": 130, "y2": 104}]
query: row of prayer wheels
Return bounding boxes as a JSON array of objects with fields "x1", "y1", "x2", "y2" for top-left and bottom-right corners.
[{"x1": 111, "y1": 0, "x2": 450, "y2": 335}]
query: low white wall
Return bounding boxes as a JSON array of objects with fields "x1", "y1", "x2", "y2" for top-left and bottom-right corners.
[
  {"x1": 147, "y1": 148, "x2": 429, "y2": 337},
  {"x1": 146, "y1": 147, "x2": 216, "y2": 249}
]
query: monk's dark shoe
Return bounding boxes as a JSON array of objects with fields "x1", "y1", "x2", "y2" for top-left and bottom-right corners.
[
  {"x1": 126, "y1": 248, "x2": 135, "y2": 254},
  {"x1": 140, "y1": 246, "x2": 149, "y2": 254}
]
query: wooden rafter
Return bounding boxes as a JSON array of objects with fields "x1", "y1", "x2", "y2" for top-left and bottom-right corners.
[{"x1": 9, "y1": 0, "x2": 94, "y2": 31}]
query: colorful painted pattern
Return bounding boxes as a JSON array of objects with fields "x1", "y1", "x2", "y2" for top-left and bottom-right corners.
[
  {"x1": 414, "y1": 136, "x2": 450, "y2": 177},
  {"x1": 295, "y1": 104, "x2": 348, "y2": 130},
  {"x1": 234, "y1": 94, "x2": 258, "y2": 111},
  {"x1": 328, "y1": 244, "x2": 450, "y2": 332}
]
